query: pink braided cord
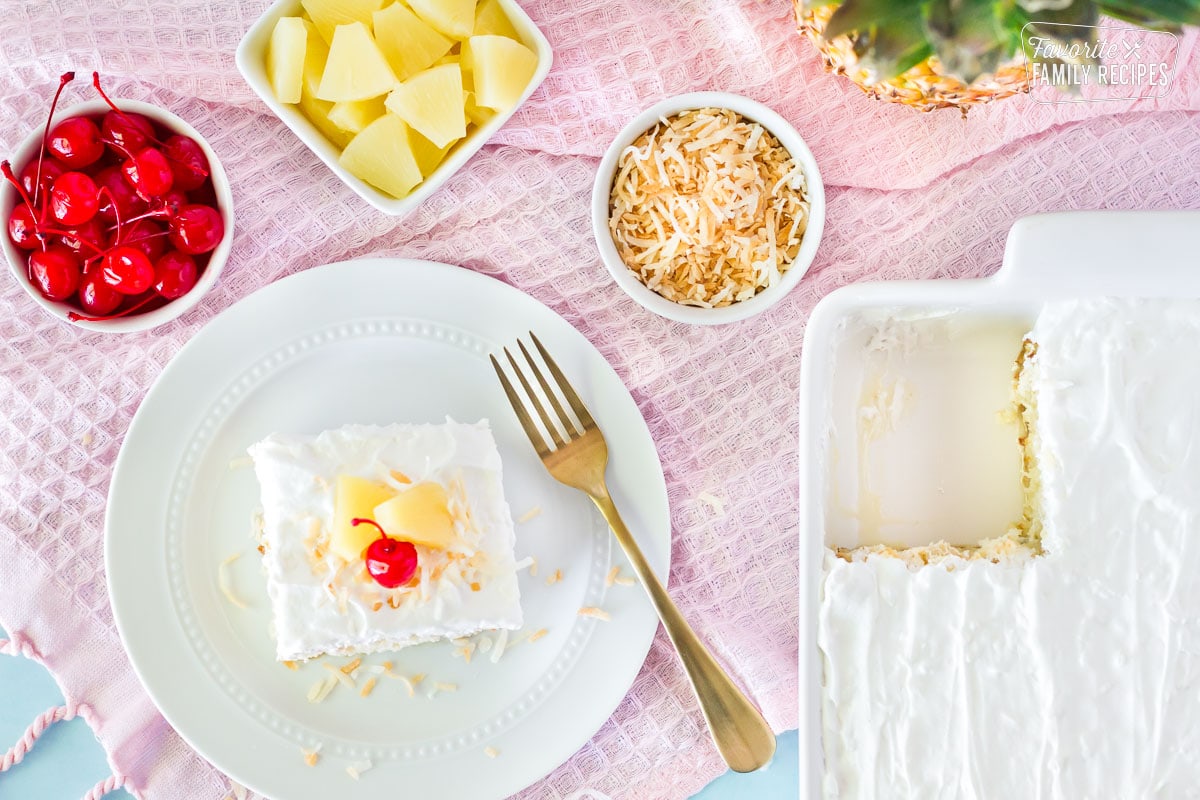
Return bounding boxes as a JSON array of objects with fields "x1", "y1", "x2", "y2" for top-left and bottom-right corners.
[
  {"x1": 1, "y1": 702, "x2": 80, "y2": 771},
  {"x1": 81, "y1": 773, "x2": 143, "y2": 800}
]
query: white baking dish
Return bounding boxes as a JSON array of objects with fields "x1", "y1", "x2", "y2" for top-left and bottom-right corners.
[{"x1": 797, "y1": 209, "x2": 1200, "y2": 798}]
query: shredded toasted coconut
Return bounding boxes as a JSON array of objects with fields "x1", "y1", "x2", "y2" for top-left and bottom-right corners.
[
  {"x1": 484, "y1": 746, "x2": 500, "y2": 758},
  {"x1": 578, "y1": 606, "x2": 612, "y2": 621},
  {"x1": 395, "y1": 674, "x2": 417, "y2": 697},
  {"x1": 307, "y1": 674, "x2": 338, "y2": 703},
  {"x1": 228, "y1": 455, "x2": 252, "y2": 470},
  {"x1": 302, "y1": 743, "x2": 322, "y2": 766},
  {"x1": 360, "y1": 677, "x2": 377, "y2": 697},
  {"x1": 605, "y1": 566, "x2": 620, "y2": 587},
  {"x1": 608, "y1": 107, "x2": 809, "y2": 308},
  {"x1": 528, "y1": 557, "x2": 539, "y2": 577},
  {"x1": 323, "y1": 662, "x2": 356, "y2": 689},
  {"x1": 339, "y1": 657, "x2": 362, "y2": 675},
  {"x1": 218, "y1": 553, "x2": 248, "y2": 609},
  {"x1": 614, "y1": 576, "x2": 636, "y2": 586},
  {"x1": 546, "y1": 568, "x2": 563, "y2": 586},
  {"x1": 517, "y1": 506, "x2": 542, "y2": 523},
  {"x1": 346, "y1": 760, "x2": 373, "y2": 780},
  {"x1": 528, "y1": 627, "x2": 549, "y2": 642},
  {"x1": 490, "y1": 628, "x2": 509, "y2": 663},
  {"x1": 282, "y1": 660, "x2": 298, "y2": 671}
]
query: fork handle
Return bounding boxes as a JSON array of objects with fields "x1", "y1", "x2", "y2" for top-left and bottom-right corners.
[{"x1": 590, "y1": 492, "x2": 777, "y2": 773}]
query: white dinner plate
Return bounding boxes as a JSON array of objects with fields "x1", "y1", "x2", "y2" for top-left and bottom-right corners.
[{"x1": 106, "y1": 259, "x2": 671, "y2": 799}]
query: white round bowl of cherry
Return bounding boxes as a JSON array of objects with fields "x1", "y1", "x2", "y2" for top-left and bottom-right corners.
[{"x1": 1, "y1": 72, "x2": 234, "y2": 333}]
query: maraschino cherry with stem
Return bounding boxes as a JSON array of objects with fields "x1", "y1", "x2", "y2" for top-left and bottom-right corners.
[{"x1": 351, "y1": 518, "x2": 419, "y2": 589}]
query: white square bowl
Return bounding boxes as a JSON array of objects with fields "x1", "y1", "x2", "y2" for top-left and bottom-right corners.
[
  {"x1": 797, "y1": 209, "x2": 1200, "y2": 797},
  {"x1": 235, "y1": 0, "x2": 552, "y2": 216}
]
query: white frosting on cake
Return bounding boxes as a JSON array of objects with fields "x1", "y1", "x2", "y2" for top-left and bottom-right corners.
[
  {"x1": 249, "y1": 419, "x2": 522, "y2": 661},
  {"x1": 820, "y1": 298, "x2": 1200, "y2": 798}
]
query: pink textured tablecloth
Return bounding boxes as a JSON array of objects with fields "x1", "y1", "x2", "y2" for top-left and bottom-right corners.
[{"x1": 1, "y1": 1, "x2": 1198, "y2": 797}]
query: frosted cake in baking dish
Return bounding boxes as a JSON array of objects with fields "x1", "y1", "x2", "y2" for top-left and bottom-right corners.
[
  {"x1": 820, "y1": 298, "x2": 1200, "y2": 798},
  {"x1": 248, "y1": 420, "x2": 522, "y2": 662}
]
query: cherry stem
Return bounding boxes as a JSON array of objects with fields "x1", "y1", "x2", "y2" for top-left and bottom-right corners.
[
  {"x1": 96, "y1": 185, "x2": 123, "y2": 244},
  {"x1": 91, "y1": 71, "x2": 122, "y2": 115},
  {"x1": 1, "y1": 160, "x2": 50, "y2": 258},
  {"x1": 35, "y1": 73, "x2": 75, "y2": 209},
  {"x1": 351, "y1": 518, "x2": 390, "y2": 539},
  {"x1": 67, "y1": 290, "x2": 157, "y2": 323}
]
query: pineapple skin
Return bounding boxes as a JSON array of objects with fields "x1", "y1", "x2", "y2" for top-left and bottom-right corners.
[{"x1": 795, "y1": 3, "x2": 1033, "y2": 114}]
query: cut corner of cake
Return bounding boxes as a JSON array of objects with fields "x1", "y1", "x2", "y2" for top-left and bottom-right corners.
[{"x1": 247, "y1": 417, "x2": 523, "y2": 662}]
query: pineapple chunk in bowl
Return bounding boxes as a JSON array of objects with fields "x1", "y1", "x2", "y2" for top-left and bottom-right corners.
[{"x1": 235, "y1": 0, "x2": 552, "y2": 216}]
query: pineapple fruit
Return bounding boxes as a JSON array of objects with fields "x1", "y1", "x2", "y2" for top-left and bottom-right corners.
[
  {"x1": 466, "y1": 34, "x2": 537, "y2": 112},
  {"x1": 316, "y1": 21, "x2": 397, "y2": 101},
  {"x1": 408, "y1": 0, "x2": 476, "y2": 38},
  {"x1": 301, "y1": 0, "x2": 385, "y2": 44},
  {"x1": 373, "y1": 1, "x2": 454, "y2": 81},
  {"x1": 267, "y1": 0, "x2": 541, "y2": 197},
  {"x1": 373, "y1": 482, "x2": 457, "y2": 550},
  {"x1": 267, "y1": 17, "x2": 308, "y2": 104},
  {"x1": 339, "y1": 113, "x2": 423, "y2": 198},
  {"x1": 331, "y1": 475, "x2": 397, "y2": 561},
  {"x1": 795, "y1": 0, "x2": 1200, "y2": 113},
  {"x1": 385, "y1": 63, "x2": 467, "y2": 147}
]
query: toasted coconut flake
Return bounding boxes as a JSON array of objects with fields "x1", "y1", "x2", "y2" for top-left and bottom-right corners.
[
  {"x1": 388, "y1": 594, "x2": 402, "y2": 609},
  {"x1": 484, "y1": 746, "x2": 500, "y2": 758},
  {"x1": 528, "y1": 557, "x2": 539, "y2": 577},
  {"x1": 579, "y1": 606, "x2": 612, "y2": 621},
  {"x1": 231, "y1": 780, "x2": 248, "y2": 800},
  {"x1": 323, "y1": 662, "x2": 356, "y2": 689},
  {"x1": 302, "y1": 744, "x2": 322, "y2": 766},
  {"x1": 283, "y1": 660, "x2": 299, "y2": 671},
  {"x1": 307, "y1": 674, "x2": 337, "y2": 703},
  {"x1": 528, "y1": 628, "x2": 549, "y2": 643},
  {"x1": 477, "y1": 635, "x2": 493, "y2": 654},
  {"x1": 490, "y1": 629, "x2": 509, "y2": 663},
  {"x1": 513, "y1": 556, "x2": 535, "y2": 572},
  {"x1": 360, "y1": 677, "x2": 377, "y2": 697},
  {"x1": 698, "y1": 491, "x2": 727, "y2": 516},
  {"x1": 517, "y1": 506, "x2": 542, "y2": 523},
  {"x1": 340, "y1": 657, "x2": 362, "y2": 675},
  {"x1": 346, "y1": 759, "x2": 373, "y2": 780},
  {"x1": 371, "y1": 600, "x2": 383, "y2": 612},
  {"x1": 395, "y1": 674, "x2": 417, "y2": 697},
  {"x1": 228, "y1": 455, "x2": 252, "y2": 470},
  {"x1": 605, "y1": 566, "x2": 621, "y2": 587},
  {"x1": 546, "y1": 569, "x2": 563, "y2": 586},
  {"x1": 609, "y1": 107, "x2": 809, "y2": 308},
  {"x1": 218, "y1": 554, "x2": 248, "y2": 609},
  {"x1": 435, "y1": 681, "x2": 458, "y2": 691},
  {"x1": 614, "y1": 576, "x2": 636, "y2": 586}
]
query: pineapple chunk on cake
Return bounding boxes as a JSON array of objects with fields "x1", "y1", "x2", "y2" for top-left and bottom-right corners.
[
  {"x1": 473, "y1": 0, "x2": 520, "y2": 40},
  {"x1": 408, "y1": 0, "x2": 476, "y2": 38},
  {"x1": 466, "y1": 34, "x2": 537, "y2": 111},
  {"x1": 373, "y1": 1, "x2": 454, "y2": 81},
  {"x1": 332, "y1": 475, "x2": 397, "y2": 561},
  {"x1": 407, "y1": 125, "x2": 453, "y2": 176},
  {"x1": 338, "y1": 113, "x2": 423, "y2": 198},
  {"x1": 373, "y1": 482, "x2": 457, "y2": 550},
  {"x1": 300, "y1": 0, "x2": 385, "y2": 44},
  {"x1": 317, "y1": 22, "x2": 397, "y2": 102},
  {"x1": 328, "y1": 95, "x2": 387, "y2": 133},
  {"x1": 384, "y1": 63, "x2": 466, "y2": 148},
  {"x1": 267, "y1": 17, "x2": 308, "y2": 104}
]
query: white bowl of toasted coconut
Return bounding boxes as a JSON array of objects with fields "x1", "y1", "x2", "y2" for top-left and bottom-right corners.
[{"x1": 592, "y1": 92, "x2": 824, "y2": 325}]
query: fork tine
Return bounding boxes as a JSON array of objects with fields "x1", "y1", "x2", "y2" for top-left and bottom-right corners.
[
  {"x1": 517, "y1": 339, "x2": 581, "y2": 439},
  {"x1": 490, "y1": 353, "x2": 551, "y2": 457},
  {"x1": 504, "y1": 347, "x2": 567, "y2": 449},
  {"x1": 530, "y1": 332, "x2": 596, "y2": 431}
]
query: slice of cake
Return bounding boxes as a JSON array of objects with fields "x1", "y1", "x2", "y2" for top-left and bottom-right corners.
[
  {"x1": 248, "y1": 419, "x2": 522, "y2": 661},
  {"x1": 819, "y1": 298, "x2": 1200, "y2": 798}
]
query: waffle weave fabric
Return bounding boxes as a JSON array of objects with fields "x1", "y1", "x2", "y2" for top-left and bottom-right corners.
[{"x1": 0, "y1": 1, "x2": 1198, "y2": 798}]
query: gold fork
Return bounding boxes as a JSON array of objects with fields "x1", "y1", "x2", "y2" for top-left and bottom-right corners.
[{"x1": 490, "y1": 333, "x2": 776, "y2": 773}]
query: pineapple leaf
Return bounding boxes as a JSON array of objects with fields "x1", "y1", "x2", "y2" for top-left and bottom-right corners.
[
  {"x1": 825, "y1": 0, "x2": 924, "y2": 39},
  {"x1": 828, "y1": 1, "x2": 936, "y2": 80},
  {"x1": 923, "y1": 0, "x2": 1013, "y2": 81},
  {"x1": 1097, "y1": 0, "x2": 1200, "y2": 28}
]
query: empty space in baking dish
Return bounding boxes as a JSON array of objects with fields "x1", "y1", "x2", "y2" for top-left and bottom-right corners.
[{"x1": 823, "y1": 307, "x2": 1033, "y2": 551}]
